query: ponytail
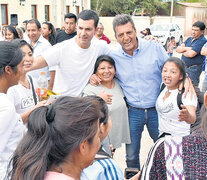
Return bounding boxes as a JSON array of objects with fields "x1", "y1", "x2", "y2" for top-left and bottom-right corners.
[{"x1": 9, "y1": 106, "x2": 53, "y2": 180}]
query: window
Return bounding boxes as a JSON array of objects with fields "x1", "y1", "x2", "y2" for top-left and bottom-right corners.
[
  {"x1": 1, "y1": 4, "x2": 8, "y2": 25},
  {"x1": 66, "y1": 6, "x2": 70, "y2": 13},
  {"x1": 76, "y1": 6, "x2": 80, "y2": 15},
  {"x1": 31, "y1": 5, "x2": 37, "y2": 19},
  {"x1": 45, "y1": 5, "x2": 50, "y2": 21}
]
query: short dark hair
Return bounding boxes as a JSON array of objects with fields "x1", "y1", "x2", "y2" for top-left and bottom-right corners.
[
  {"x1": 171, "y1": 36, "x2": 175, "y2": 40},
  {"x1": 162, "y1": 57, "x2": 186, "y2": 82},
  {"x1": 78, "y1": 10, "x2": 99, "y2": 28},
  {"x1": 94, "y1": 55, "x2": 116, "y2": 74},
  {"x1": 192, "y1": 21, "x2": 206, "y2": 31},
  {"x1": 113, "y1": 14, "x2": 136, "y2": 35},
  {"x1": 23, "y1": 20, "x2": 28, "y2": 24},
  {"x1": 27, "y1": 19, "x2": 41, "y2": 29},
  {"x1": 0, "y1": 41, "x2": 23, "y2": 75},
  {"x1": 5, "y1": 25, "x2": 20, "y2": 39},
  {"x1": 64, "y1": 13, "x2": 77, "y2": 23}
]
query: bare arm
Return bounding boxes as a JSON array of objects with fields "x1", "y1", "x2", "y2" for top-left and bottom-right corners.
[
  {"x1": 176, "y1": 44, "x2": 192, "y2": 53},
  {"x1": 182, "y1": 49, "x2": 197, "y2": 58},
  {"x1": 201, "y1": 46, "x2": 207, "y2": 56},
  {"x1": 48, "y1": 70, "x2": 55, "y2": 90},
  {"x1": 21, "y1": 100, "x2": 47, "y2": 123},
  {"x1": 27, "y1": 55, "x2": 48, "y2": 72},
  {"x1": 179, "y1": 77, "x2": 196, "y2": 99}
]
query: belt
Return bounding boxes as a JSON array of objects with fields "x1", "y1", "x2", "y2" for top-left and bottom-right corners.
[
  {"x1": 187, "y1": 64, "x2": 202, "y2": 68},
  {"x1": 128, "y1": 105, "x2": 155, "y2": 111}
]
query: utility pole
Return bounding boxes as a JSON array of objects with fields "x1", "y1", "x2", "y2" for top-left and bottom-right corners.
[{"x1": 170, "y1": 0, "x2": 174, "y2": 23}]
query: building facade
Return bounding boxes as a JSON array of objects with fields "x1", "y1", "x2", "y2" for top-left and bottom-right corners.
[{"x1": 0, "y1": 0, "x2": 90, "y2": 29}]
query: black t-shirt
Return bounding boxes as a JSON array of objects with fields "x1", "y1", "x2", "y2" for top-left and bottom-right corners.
[{"x1": 56, "y1": 31, "x2": 77, "y2": 43}]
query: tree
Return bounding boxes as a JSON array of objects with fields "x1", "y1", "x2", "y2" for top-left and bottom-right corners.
[{"x1": 91, "y1": 0, "x2": 168, "y2": 16}]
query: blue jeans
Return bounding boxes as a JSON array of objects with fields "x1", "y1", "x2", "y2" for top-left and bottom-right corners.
[
  {"x1": 126, "y1": 106, "x2": 159, "y2": 170},
  {"x1": 186, "y1": 65, "x2": 202, "y2": 87}
]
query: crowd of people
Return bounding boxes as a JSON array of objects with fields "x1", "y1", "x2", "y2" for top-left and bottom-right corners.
[{"x1": 0, "y1": 9, "x2": 207, "y2": 180}]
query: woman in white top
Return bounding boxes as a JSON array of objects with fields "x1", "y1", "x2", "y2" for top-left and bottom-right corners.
[
  {"x1": 7, "y1": 39, "x2": 46, "y2": 123},
  {"x1": 156, "y1": 57, "x2": 197, "y2": 137},
  {"x1": 0, "y1": 41, "x2": 25, "y2": 179}
]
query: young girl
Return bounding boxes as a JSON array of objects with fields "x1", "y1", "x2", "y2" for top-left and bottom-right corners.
[
  {"x1": 9, "y1": 96, "x2": 102, "y2": 180},
  {"x1": 0, "y1": 41, "x2": 25, "y2": 179},
  {"x1": 7, "y1": 39, "x2": 46, "y2": 123},
  {"x1": 156, "y1": 57, "x2": 197, "y2": 137}
]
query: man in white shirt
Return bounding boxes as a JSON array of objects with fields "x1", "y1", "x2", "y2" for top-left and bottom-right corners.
[
  {"x1": 27, "y1": 10, "x2": 111, "y2": 96},
  {"x1": 26, "y1": 19, "x2": 55, "y2": 89}
]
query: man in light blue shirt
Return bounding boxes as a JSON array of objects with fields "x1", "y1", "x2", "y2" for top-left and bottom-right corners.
[{"x1": 108, "y1": 14, "x2": 169, "y2": 172}]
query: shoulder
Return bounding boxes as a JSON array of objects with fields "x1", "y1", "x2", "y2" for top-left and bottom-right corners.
[{"x1": 44, "y1": 172, "x2": 75, "y2": 180}]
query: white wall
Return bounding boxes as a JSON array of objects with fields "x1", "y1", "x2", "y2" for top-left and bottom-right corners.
[{"x1": 0, "y1": 0, "x2": 90, "y2": 29}]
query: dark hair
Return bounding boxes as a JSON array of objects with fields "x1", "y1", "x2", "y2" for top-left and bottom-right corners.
[
  {"x1": 94, "y1": 55, "x2": 116, "y2": 74},
  {"x1": 9, "y1": 96, "x2": 103, "y2": 180},
  {"x1": 87, "y1": 96, "x2": 109, "y2": 125},
  {"x1": 65, "y1": 13, "x2": 77, "y2": 23},
  {"x1": 42, "y1": 22, "x2": 56, "y2": 45},
  {"x1": 192, "y1": 21, "x2": 206, "y2": 31},
  {"x1": 5, "y1": 25, "x2": 20, "y2": 39},
  {"x1": 162, "y1": 57, "x2": 186, "y2": 82},
  {"x1": 171, "y1": 36, "x2": 175, "y2": 40},
  {"x1": 27, "y1": 19, "x2": 41, "y2": 29},
  {"x1": 23, "y1": 20, "x2": 28, "y2": 24},
  {"x1": 12, "y1": 39, "x2": 33, "y2": 53},
  {"x1": 0, "y1": 41, "x2": 23, "y2": 75},
  {"x1": 78, "y1": 9, "x2": 99, "y2": 28},
  {"x1": 113, "y1": 14, "x2": 136, "y2": 35},
  {"x1": 145, "y1": 28, "x2": 151, "y2": 35}
]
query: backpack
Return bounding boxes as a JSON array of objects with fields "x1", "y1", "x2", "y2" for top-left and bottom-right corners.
[{"x1": 160, "y1": 83, "x2": 184, "y2": 110}]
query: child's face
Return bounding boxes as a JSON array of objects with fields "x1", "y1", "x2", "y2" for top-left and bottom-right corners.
[
  {"x1": 171, "y1": 38, "x2": 175, "y2": 42},
  {"x1": 162, "y1": 62, "x2": 183, "y2": 90}
]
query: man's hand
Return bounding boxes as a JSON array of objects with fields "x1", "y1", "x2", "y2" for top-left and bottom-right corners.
[
  {"x1": 179, "y1": 77, "x2": 196, "y2": 99},
  {"x1": 98, "y1": 89, "x2": 113, "y2": 104},
  {"x1": 179, "y1": 105, "x2": 196, "y2": 124},
  {"x1": 90, "y1": 74, "x2": 101, "y2": 86}
]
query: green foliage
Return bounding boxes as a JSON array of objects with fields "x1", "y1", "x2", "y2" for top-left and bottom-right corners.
[{"x1": 91, "y1": 0, "x2": 168, "y2": 16}]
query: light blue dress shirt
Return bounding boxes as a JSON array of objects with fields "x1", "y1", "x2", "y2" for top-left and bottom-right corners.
[{"x1": 109, "y1": 37, "x2": 169, "y2": 108}]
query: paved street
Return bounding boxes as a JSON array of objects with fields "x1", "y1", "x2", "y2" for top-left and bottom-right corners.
[{"x1": 112, "y1": 47, "x2": 205, "y2": 175}]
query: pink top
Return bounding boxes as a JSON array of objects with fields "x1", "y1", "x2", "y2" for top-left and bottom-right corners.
[{"x1": 44, "y1": 171, "x2": 75, "y2": 180}]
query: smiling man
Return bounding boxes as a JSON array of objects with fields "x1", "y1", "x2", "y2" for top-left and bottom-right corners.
[
  {"x1": 108, "y1": 14, "x2": 169, "y2": 176},
  {"x1": 28, "y1": 10, "x2": 111, "y2": 97}
]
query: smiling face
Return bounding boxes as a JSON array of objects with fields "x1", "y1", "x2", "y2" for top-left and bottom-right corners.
[
  {"x1": 27, "y1": 22, "x2": 41, "y2": 43},
  {"x1": 21, "y1": 45, "x2": 33, "y2": 73},
  {"x1": 162, "y1": 62, "x2": 183, "y2": 90},
  {"x1": 95, "y1": 61, "x2": 116, "y2": 83},
  {"x1": 115, "y1": 22, "x2": 138, "y2": 56},
  {"x1": 76, "y1": 18, "x2": 96, "y2": 49},
  {"x1": 5, "y1": 29, "x2": 15, "y2": 42}
]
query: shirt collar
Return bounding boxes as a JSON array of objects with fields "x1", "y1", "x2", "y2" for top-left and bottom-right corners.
[{"x1": 120, "y1": 37, "x2": 139, "y2": 57}]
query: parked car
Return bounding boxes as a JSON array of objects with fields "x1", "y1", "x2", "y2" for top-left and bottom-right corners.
[{"x1": 150, "y1": 23, "x2": 184, "y2": 50}]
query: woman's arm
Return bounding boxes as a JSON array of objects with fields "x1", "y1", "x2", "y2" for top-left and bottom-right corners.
[{"x1": 21, "y1": 101, "x2": 47, "y2": 123}]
